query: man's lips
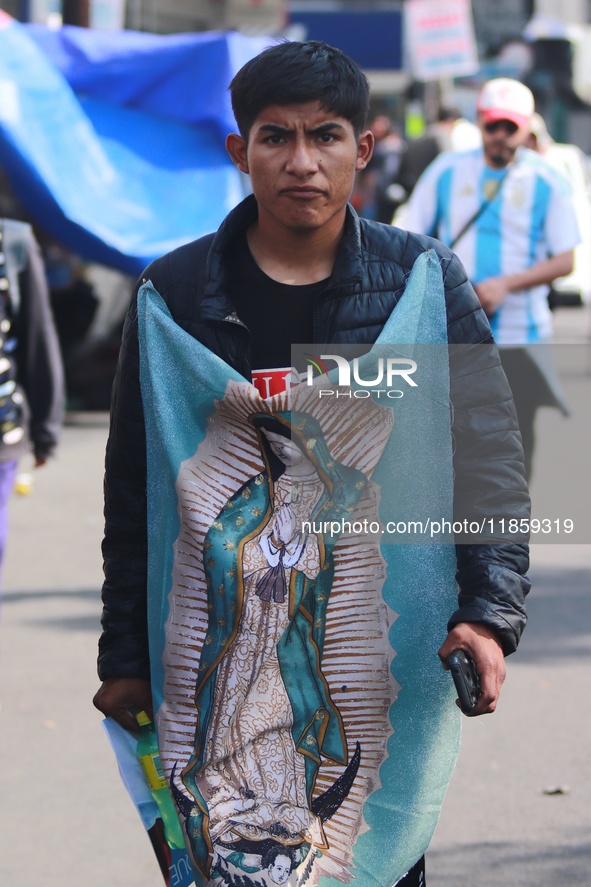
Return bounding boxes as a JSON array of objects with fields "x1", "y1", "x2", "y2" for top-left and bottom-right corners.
[{"x1": 280, "y1": 186, "x2": 324, "y2": 197}]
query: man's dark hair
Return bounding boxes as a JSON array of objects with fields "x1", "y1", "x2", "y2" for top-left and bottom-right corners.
[{"x1": 229, "y1": 40, "x2": 370, "y2": 139}]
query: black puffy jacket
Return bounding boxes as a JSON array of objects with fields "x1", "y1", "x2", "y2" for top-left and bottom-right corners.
[{"x1": 98, "y1": 196, "x2": 530, "y2": 680}]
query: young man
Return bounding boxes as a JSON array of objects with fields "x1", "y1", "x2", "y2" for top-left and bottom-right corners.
[
  {"x1": 395, "y1": 78, "x2": 580, "y2": 478},
  {"x1": 93, "y1": 42, "x2": 530, "y2": 886}
]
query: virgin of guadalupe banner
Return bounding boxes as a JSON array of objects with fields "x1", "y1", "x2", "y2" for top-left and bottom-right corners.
[{"x1": 138, "y1": 250, "x2": 461, "y2": 887}]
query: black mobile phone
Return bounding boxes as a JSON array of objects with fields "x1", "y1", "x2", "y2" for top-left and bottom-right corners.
[{"x1": 449, "y1": 650, "x2": 481, "y2": 714}]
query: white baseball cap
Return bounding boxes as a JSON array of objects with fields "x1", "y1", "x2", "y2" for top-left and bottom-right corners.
[{"x1": 477, "y1": 78, "x2": 534, "y2": 129}]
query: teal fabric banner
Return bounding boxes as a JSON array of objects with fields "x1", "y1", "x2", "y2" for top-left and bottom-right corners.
[{"x1": 138, "y1": 249, "x2": 460, "y2": 887}]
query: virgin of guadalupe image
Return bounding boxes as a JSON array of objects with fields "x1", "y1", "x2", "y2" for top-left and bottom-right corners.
[{"x1": 178, "y1": 411, "x2": 376, "y2": 881}]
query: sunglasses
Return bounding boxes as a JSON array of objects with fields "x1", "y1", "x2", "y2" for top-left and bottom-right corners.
[{"x1": 484, "y1": 120, "x2": 519, "y2": 135}]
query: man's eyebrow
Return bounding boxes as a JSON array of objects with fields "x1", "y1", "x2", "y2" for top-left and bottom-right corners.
[
  {"x1": 257, "y1": 124, "x2": 291, "y2": 134},
  {"x1": 309, "y1": 122, "x2": 346, "y2": 135},
  {"x1": 256, "y1": 121, "x2": 347, "y2": 135}
]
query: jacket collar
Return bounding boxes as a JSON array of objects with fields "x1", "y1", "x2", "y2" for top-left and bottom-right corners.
[{"x1": 201, "y1": 194, "x2": 363, "y2": 321}]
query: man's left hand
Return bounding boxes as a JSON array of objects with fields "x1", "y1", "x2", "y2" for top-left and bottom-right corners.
[
  {"x1": 474, "y1": 276, "x2": 510, "y2": 316},
  {"x1": 438, "y1": 622, "x2": 506, "y2": 717}
]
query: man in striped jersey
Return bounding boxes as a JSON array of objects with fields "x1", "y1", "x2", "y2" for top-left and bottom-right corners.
[{"x1": 395, "y1": 78, "x2": 580, "y2": 478}]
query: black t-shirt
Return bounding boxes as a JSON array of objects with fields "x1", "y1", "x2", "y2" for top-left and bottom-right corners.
[{"x1": 228, "y1": 234, "x2": 328, "y2": 371}]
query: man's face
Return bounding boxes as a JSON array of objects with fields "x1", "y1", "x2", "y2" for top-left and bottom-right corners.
[
  {"x1": 479, "y1": 114, "x2": 529, "y2": 168},
  {"x1": 226, "y1": 101, "x2": 373, "y2": 235}
]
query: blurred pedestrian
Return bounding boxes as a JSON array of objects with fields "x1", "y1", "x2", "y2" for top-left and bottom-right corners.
[
  {"x1": 0, "y1": 218, "x2": 65, "y2": 588},
  {"x1": 352, "y1": 113, "x2": 404, "y2": 221},
  {"x1": 527, "y1": 112, "x2": 591, "y2": 309},
  {"x1": 393, "y1": 107, "x2": 480, "y2": 207},
  {"x1": 381, "y1": 108, "x2": 481, "y2": 222},
  {"x1": 395, "y1": 78, "x2": 580, "y2": 479}
]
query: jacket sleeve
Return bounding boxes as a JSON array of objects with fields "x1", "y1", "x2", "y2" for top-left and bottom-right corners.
[
  {"x1": 98, "y1": 286, "x2": 151, "y2": 680},
  {"x1": 15, "y1": 226, "x2": 65, "y2": 461},
  {"x1": 441, "y1": 251, "x2": 531, "y2": 655}
]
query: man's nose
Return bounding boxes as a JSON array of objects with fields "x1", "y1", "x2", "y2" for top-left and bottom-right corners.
[{"x1": 285, "y1": 138, "x2": 318, "y2": 175}]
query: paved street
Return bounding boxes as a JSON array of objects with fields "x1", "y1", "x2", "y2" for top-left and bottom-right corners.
[
  {"x1": 428, "y1": 539, "x2": 591, "y2": 886},
  {"x1": 0, "y1": 307, "x2": 590, "y2": 887}
]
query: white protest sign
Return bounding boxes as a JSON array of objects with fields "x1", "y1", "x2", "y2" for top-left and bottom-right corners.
[{"x1": 405, "y1": 0, "x2": 479, "y2": 81}]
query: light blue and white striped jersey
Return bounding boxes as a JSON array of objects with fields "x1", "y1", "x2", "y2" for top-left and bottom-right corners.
[{"x1": 395, "y1": 147, "x2": 580, "y2": 344}]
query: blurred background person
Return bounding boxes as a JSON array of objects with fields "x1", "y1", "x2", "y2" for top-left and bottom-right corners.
[
  {"x1": 394, "y1": 78, "x2": 580, "y2": 480},
  {"x1": 0, "y1": 218, "x2": 65, "y2": 591},
  {"x1": 377, "y1": 107, "x2": 482, "y2": 225},
  {"x1": 352, "y1": 114, "x2": 405, "y2": 222},
  {"x1": 526, "y1": 112, "x2": 591, "y2": 310},
  {"x1": 392, "y1": 107, "x2": 481, "y2": 210}
]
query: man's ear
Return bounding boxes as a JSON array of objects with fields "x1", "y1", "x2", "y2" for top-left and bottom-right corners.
[
  {"x1": 355, "y1": 129, "x2": 375, "y2": 172},
  {"x1": 226, "y1": 133, "x2": 249, "y2": 174}
]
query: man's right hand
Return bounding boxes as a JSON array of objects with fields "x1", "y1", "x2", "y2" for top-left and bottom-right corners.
[{"x1": 93, "y1": 677, "x2": 153, "y2": 732}]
